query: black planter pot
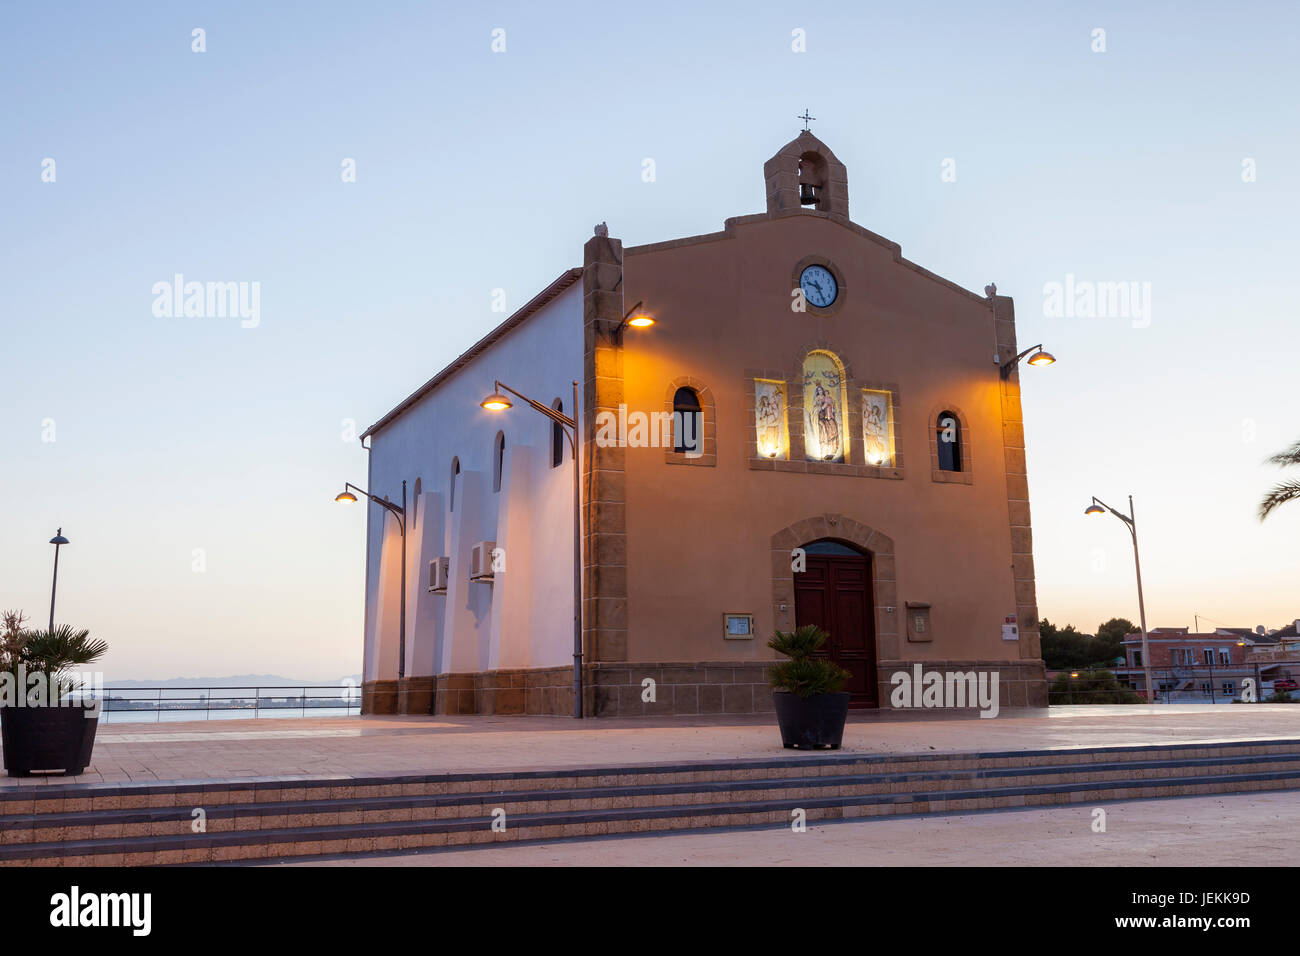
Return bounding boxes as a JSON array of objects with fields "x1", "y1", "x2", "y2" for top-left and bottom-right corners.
[
  {"x1": 772, "y1": 690, "x2": 850, "y2": 750},
  {"x1": 0, "y1": 704, "x2": 99, "y2": 776}
]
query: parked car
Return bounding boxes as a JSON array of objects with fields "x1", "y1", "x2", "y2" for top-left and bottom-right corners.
[{"x1": 1272, "y1": 678, "x2": 1298, "y2": 692}]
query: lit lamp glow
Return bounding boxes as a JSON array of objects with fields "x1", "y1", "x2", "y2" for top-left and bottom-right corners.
[
  {"x1": 480, "y1": 391, "x2": 513, "y2": 411},
  {"x1": 1084, "y1": 503, "x2": 1105, "y2": 516},
  {"x1": 334, "y1": 490, "x2": 358, "y2": 503},
  {"x1": 626, "y1": 312, "x2": 655, "y2": 328},
  {"x1": 1027, "y1": 348, "x2": 1056, "y2": 367}
]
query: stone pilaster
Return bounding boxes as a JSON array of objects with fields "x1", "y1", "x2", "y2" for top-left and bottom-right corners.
[
  {"x1": 583, "y1": 231, "x2": 628, "y2": 663},
  {"x1": 993, "y1": 295, "x2": 1042, "y2": 670}
]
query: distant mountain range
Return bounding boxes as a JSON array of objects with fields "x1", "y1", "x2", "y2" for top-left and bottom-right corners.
[{"x1": 103, "y1": 674, "x2": 362, "y2": 689}]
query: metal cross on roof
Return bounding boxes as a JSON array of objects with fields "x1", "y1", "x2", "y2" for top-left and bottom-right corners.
[{"x1": 798, "y1": 109, "x2": 816, "y2": 131}]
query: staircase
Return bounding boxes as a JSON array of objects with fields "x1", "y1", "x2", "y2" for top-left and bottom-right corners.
[{"x1": 2, "y1": 738, "x2": 1298, "y2": 866}]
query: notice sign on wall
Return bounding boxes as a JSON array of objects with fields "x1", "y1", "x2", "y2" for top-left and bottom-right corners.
[
  {"x1": 723, "y1": 613, "x2": 754, "y2": 640},
  {"x1": 1002, "y1": 614, "x2": 1019, "y2": 642}
]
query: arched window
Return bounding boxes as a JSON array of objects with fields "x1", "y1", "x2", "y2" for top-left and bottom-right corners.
[
  {"x1": 412, "y1": 477, "x2": 422, "y2": 528},
  {"x1": 492, "y1": 431, "x2": 505, "y2": 493},
  {"x1": 551, "y1": 398, "x2": 564, "y2": 468},
  {"x1": 936, "y1": 411, "x2": 962, "y2": 471},
  {"x1": 449, "y1": 457, "x2": 460, "y2": 511},
  {"x1": 673, "y1": 387, "x2": 702, "y2": 454}
]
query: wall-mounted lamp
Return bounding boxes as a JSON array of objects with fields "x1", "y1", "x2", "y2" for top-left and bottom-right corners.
[
  {"x1": 614, "y1": 300, "x2": 656, "y2": 338},
  {"x1": 999, "y1": 344, "x2": 1055, "y2": 378}
]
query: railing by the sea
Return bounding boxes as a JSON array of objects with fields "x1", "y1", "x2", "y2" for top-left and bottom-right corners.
[{"x1": 95, "y1": 686, "x2": 361, "y2": 722}]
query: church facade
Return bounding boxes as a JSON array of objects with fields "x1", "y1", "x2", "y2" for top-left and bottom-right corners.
[{"x1": 357, "y1": 131, "x2": 1048, "y2": 717}]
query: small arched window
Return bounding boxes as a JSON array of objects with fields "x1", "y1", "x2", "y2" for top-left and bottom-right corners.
[
  {"x1": 412, "y1": 477, "x2": 422, "y2": 528},
  {"x1": 673, "y1": 387, "x2": 702, "y2": 454},
  {"x1": 936, "y1": 411, "x2": 962, "y2": 472},
  {"x1": 551, "y1": 398, "x2": 564, "y2": 468},
  {"x1": 449, "y1": 457, "x2": 460, "y2": 511},
  {"x1": 493, "y1": 431, "x2": 505, "y2": 493}
]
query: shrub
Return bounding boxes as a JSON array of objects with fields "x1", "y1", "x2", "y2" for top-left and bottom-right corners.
[
  {"x1": 768, "y1": 625, "x2": 851, "y2": 698},
  {"x1": 0, "y1": 609, "x2": 106, "y2": 701}
]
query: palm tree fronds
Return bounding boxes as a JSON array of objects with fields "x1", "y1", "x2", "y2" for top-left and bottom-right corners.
[
  {"x1": 20, "y1": 625, "x2": 108, "y2": 673},
  {"x1": 1259, "y1": 480, "x2": 1300, "y2": 522},
  {"x1": 1265, "y1": 439, "x2": 1300, "y2": 469}
]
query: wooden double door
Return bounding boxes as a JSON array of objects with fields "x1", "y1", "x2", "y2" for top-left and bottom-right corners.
[{"x1": 793, "y1": 546, "x2": 878, "y2": 708}]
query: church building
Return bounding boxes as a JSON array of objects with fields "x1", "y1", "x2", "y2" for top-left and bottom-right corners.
[{"x1": 355, "y1": 130, "x2": 1049, "y2": 717}]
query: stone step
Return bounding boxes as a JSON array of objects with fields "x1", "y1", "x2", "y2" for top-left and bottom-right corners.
[
  {"x1": 2, "y1": 764, "x2": 1297, "y2": 866},
  {"x1": 3, "y1": 737, "x2": 1297, "y2": 817},
  {"x1": 4, "y1": 750, "x2": 1299, "y2": 846}
]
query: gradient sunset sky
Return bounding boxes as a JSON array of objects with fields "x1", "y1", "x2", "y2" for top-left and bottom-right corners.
[{"x1": 3, "y1": 1, "x2": 1298, "y2": 680}]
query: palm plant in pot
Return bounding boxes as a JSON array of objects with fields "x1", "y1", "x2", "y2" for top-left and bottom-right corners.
[
  {"x1": 768, "y1": 624, "x2": 852, "y2": 750},
  {"x1": 0, "y1": 610, "x2": 107, "y2": 776}
]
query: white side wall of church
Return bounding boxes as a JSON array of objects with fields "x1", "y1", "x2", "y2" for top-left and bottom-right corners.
[{"x1": 362, "y1": 283, "x2": 583, "y2": 681}]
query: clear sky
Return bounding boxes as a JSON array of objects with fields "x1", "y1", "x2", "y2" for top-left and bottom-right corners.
[{"x1": 3, "y1": 1, "x2": 1298, "y2": 681}]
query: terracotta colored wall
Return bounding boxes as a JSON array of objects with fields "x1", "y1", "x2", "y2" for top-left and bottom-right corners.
[{"x1": 619, "y1": 213, "x2": 1030, "y2": 665}]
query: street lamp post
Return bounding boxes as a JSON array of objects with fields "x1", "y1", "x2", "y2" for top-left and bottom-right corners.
[
  {"x1": 1084, "y1": 495, "x2": 1153, "y2": 703},
  {"x1": 48, "y1": 528, "x2": 69, "y2": 633},
  {"x1": 336, "y1": 481, "x2": 407, "y2": 681},
  {"x1": 482, "y1": 380, "x2": 584, "y2": 718}
]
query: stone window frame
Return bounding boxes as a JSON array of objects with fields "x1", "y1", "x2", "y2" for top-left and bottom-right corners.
[
  {"x1": 663, "y1": 376, "x2": 717, "y2": 467},
  {"x1": 791, "y1": 254, "x2": 848, "y2": 318},
  {"x1": 929, "y1": 403, "x2": 973, "y2": 485}
]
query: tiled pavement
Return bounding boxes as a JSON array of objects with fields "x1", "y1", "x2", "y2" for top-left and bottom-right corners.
[{"x1": 3, "y1": 704, "x2": 1299, "y2": 789}]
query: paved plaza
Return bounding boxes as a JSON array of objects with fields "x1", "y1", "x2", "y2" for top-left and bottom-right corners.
[
  {"x1": 3, "y1": 705, "x2": 1298, "y2": 789},
  {"x1": 273, "y1": 791, "x2": 1299, "y2": 867}
]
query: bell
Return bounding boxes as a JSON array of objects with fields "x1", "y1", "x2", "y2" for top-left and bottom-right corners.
[{"x1": 799, "y1": 183, "x2": 818, "y2": 206}]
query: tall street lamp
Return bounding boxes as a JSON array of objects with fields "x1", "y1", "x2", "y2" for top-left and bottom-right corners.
[
  {"x1": 1084, "y1": 495, "x2": 1153, "y2": 703},
  {"x1": 336, "y1": 481, "x2": 407, "y2": 681},
  {"x1": 482, "y1": 379, "x2": 584, "y2": 718},
  {"x1": 48, "y1": 528, "x2": 69, "y2": 632}
]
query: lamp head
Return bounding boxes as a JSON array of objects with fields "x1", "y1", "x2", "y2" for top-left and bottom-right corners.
[
  {"x1": 1027, "y1": 348, "x2": 1056, "y2": 367},
  {"x1": 49, "y1": 529, "x2": 69, "y2": 546},
  {"x1": 481, "y1": 390, "x2": 512, "y2": 411},
  {"x1": 626, "y1": 312, "x2": 655, "y2": 329},
  {"x1": 335, "y1": 491, "x2": 358, "y2": 504},
  {"x1": 1084, "y1": 504, "x2": 1105, "y2": 517}
]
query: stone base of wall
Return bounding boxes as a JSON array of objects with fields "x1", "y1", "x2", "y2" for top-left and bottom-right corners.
[
  {"x1": 592, "y1": 662, "x2": 773, "y2": 716},
  {"x1": 397, "y1": 676, "x2": 436, "y2": 715},
  {"x1": 433, "y1": 666, "x2": 580, "y2": 716},
  {"x1": 365, "y1": 659, "x2": 1048, "y2": 718},
  {"x1": 361, "y1": 679, "x2": 398, "y2": 715},
  {"x1": 877, "y1": 659, "x2": 1049, "y2": 710}
]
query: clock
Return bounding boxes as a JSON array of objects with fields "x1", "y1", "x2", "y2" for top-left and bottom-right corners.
[{"x1": 800, "y1": 264, "x2": 838, "y2": 308}]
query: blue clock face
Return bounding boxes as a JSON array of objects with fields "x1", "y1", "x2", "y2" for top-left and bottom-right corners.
[{"x1": 800, "y1": 264, "x2": 838, "y2": 308}]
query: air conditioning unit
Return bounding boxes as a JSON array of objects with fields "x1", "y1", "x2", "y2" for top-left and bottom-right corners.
[
  {"x1": 469, "y1": 540, "x2": 497, "y2": 582},
  {"x1": 427, "y1": 556, "x2": 449, "y2": 593}
]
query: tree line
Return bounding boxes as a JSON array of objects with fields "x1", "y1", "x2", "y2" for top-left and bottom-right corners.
[{"x1": 1039, "y1": 617, "x2": 1136, "y2": 670}]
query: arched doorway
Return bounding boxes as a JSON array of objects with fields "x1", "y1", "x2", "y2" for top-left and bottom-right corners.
[{"x1": 793, "y1": 539, "x2": 877, "y2": 708}]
